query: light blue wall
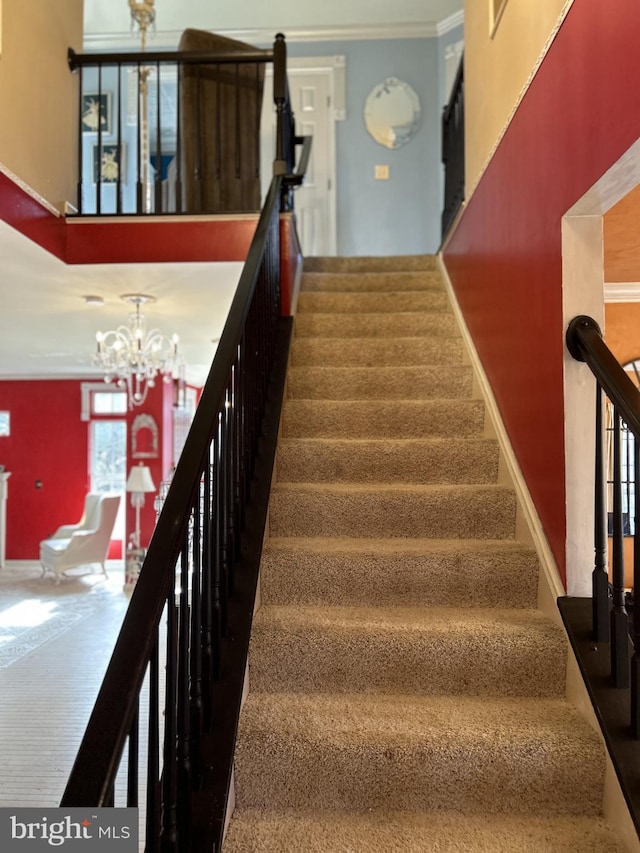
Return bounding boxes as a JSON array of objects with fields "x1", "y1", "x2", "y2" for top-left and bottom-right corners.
[{"x1": 288, "y1": 38, "x2": 445, "y2": 256}]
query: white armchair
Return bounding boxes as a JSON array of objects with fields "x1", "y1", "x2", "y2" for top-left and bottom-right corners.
[{"x1": 40, "y1": 493, "x2": 121, "y2": 583}]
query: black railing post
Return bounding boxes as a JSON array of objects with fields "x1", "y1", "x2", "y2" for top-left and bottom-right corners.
[
  {"x1": 594, "y1": 384, "x2": 610, "y2": 641},
  {"x1": 273, "y1": 33, "x2": 287, "y2": 179},
  {"x1": 441, "y1": 56, "x2": 464, "y2": 240}
]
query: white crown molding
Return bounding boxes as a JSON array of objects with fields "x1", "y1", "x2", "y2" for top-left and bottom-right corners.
[
  {"x1": 604, "y1": 282, "x2": 640, "y2": 303},
  {"x1": 83, "y1": 19, "x2": 462, "y2": 51},
  {"x1": 437, "y1": 10, "x2": 464, "y2": 36}
]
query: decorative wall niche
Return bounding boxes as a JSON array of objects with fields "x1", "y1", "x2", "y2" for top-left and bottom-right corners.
[{"x1": 131, "y1": 413, "x2": 159, "y2": 459}]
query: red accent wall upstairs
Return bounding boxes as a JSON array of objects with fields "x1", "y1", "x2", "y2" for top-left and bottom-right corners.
[{"x1": 443, "y1": 0, "x2": 640, "y2": 586}]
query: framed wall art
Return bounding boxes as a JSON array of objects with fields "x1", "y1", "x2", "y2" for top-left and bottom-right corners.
[
  {"x1": 82, "y1": 92, "x2": 112, "y2": 135},
  {"x1": 92, "y1": 143, "x2": 126, "y2": 184}
]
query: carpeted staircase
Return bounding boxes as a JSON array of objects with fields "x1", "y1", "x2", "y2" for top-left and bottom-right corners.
[{"x1": 223, "y1": 256, "x2": 627, "y2": 851}]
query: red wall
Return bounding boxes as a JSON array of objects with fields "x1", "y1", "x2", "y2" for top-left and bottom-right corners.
[
  {"x1": 444, "y1": 1, "x2": 640, "y2": 585},
  {"x1": 0, "y1": 380, "x2": 91, "y2": 559},
  {"x1": 0, "y1": 377, "x2": 176, "y2": 561}
]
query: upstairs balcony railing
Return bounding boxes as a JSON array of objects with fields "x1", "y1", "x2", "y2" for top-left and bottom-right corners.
[{"x1": 68, "y1": 32, "x2": 310, "y2": 216}]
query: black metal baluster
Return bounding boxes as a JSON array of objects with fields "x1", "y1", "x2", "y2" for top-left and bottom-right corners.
[
  {"x1": 222, "y1": 386, "x2": 234, "y2": 599},
  {"x1": 96, "y1": 63, "x2": 103, "y2": 215},
  {"x1": 255, "y1": 63, "x2": 261, "y2": 181},
  {"x1": 201, "y1": 454, "x2": 214, "y2": 727},
  {"x1": 612, "y1": 407, "x2": 631, "y2": 687},
  {"x1": 215, "y1": 62, "x2": 222, "y2": 211},
  {"x1": 127, "y1": 702, "x2": 139, "y2": 807},
  {"x1": 594, "y1": 384, "x2": 610, "y2": 641},
  {"x1": 230, "y1": 362, "x2": 241, "y2": 563},
  {"x1": 77, "y1": 67, "x2": 83, "y2": 214},
  {"x1": 160, "y1": 575, "x2": 178, "y2": 852},
  {"x1": 146, "y1": 640, "x2": 160, "y2": 853},
  {"x1": 177, "y1": 537, "x2": 191, "y2": 846},
  {"x1": 116, "y1": 63, "x2": 123, "y2": 214},
  {"x1": 237, "y1": 338, "x2": 248, "y2": 518},
  {"x1": 235, "y1": 63, "x2": 241, "y2": 180},
  {"x1": 136, "y1": 61, "x2": 143, "y2": 213},
  {"x1": 155, "y1": 61, "x2": 162, "y2": 212},
  {"x1": 195, "y1": 65, "x2": 203, "y2": 212},
  {"x1": 190, "y1": 491, "x2": 203, "y2": 778},
  {"x1": 213, "y1": 418, "x2": 225, "y2": 649},
  {"x1": 175, "y1": 63, "x2": 182, "y2": 213}
]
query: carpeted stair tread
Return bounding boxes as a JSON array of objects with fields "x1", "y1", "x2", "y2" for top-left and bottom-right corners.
[
  {"x1": 234, "y1": 693, "x2": 605, "y2": 816},
  {"x1": 301, "y1": 270, "x2": 444, "y2": 292},
  {"x1": 249, "y1": 605, "x2": 566, "y2": 696},
  {"x1": 304, "y1": 254, "x2": 437, "y2": 273},
  {"x1": 297, "y1": 290, "x2": 449, "y2": 314},
  {"x1": 286, "y1": 365, "x2": 473, "y2": 400},
  {"x1": 259, "y1": 537, "x2": 539, "y2": 608},
  {"x1": 281, "y1": 399, "x2": 486, "y2": 438},
  {"x1": 268, "y1": 482, "x2": 516, "y2": 539},
  {"x1": 295, "y1": 311, "x2": 458, "y2": 338},
  {"x1": 276, "y1": 437, "x2": 499, "y2": 484},
  {"x1": 290, "y1": 335, "x2": 464, "y2": 367},
  {"x1": 224, "y1": 810, "x2": 628, "y2": 852}
]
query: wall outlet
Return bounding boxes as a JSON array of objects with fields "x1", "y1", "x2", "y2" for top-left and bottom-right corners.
[{"x1": 374, "y1": 164, "x2": 390, "y2": 180}]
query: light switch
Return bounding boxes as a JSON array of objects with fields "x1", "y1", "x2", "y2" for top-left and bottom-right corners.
[{"x1": 374, "y1": 164, "x2": 389, "y2": 180}]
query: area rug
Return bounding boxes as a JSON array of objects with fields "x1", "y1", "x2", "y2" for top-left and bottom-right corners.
[{"x1": 0, "y1": 562, "x2": 127, "y2": 669}]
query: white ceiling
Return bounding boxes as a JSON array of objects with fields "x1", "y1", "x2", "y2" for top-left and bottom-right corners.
[
  {"x1": 83, "y1": 0, "x2": 464, "y2": 48},
  {"x1": 0, "y1": 219, "x2": 241, "y2": 385},
  {"x1": 2, "y1": 0, "x2": 463, "y2": 386}
]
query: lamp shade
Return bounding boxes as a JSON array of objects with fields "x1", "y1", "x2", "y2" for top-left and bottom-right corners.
[{"x1": 126, "y1": 463, "x2": 156, "y2": 494}]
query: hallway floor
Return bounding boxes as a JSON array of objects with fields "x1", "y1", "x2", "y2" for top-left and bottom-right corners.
[{"x1": 0, "y1": 561, "x2": 129, "y2": 808}]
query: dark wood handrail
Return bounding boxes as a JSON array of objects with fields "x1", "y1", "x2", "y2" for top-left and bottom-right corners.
[
  {"x1": 566, "y1": 314, "x2": 640, "y2": 438},
  {"x1": 68, "y1": 46, "x2": 273, "y2": 70}
]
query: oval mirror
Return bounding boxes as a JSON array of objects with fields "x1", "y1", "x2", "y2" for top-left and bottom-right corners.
[{"x1": 363, "y1": 78, "x2": 422, "y2": 150}]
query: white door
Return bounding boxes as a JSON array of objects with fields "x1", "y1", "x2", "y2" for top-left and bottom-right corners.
[{"x1": 261, "y1": 66, "x2": 337, "y2": 256}]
